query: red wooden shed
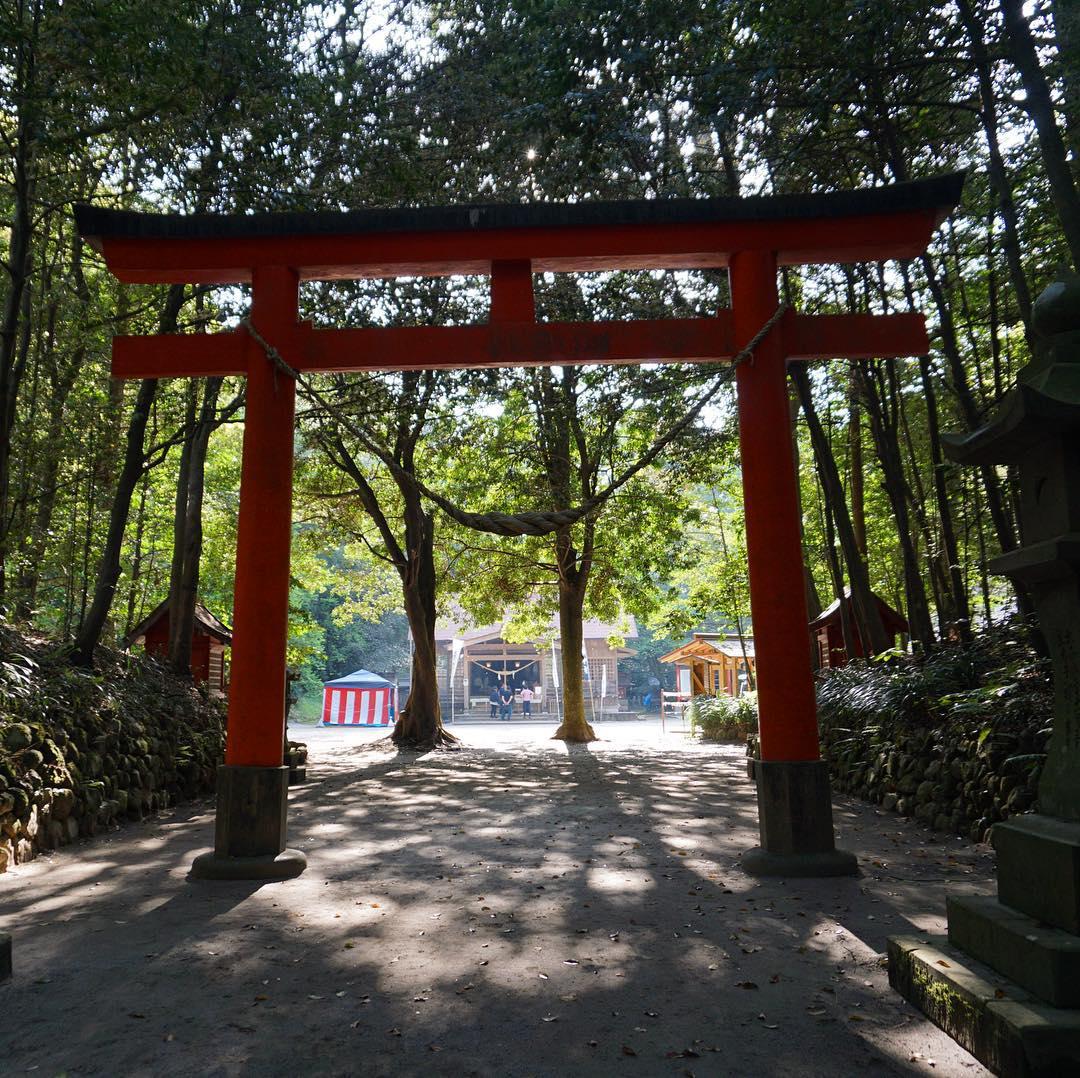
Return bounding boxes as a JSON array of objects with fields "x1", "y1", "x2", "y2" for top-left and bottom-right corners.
[
  {"x1": 125, "y1": 599, "x2": 232, "y2": 694},
  {"x1": 810, "y1": 591, "x2": 908, "y2": 668}
]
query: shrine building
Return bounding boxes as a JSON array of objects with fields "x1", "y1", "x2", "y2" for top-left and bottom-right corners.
[{"x1": 435, "y1": 616, "x2": 637, "y2": 715}]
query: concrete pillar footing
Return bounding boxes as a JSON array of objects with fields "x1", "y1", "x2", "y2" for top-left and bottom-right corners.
[
  {"x1": 191, "y1": 764, "x2": 305, "y2": 880},
  {"x1": 190, "y1": 848, "x2": 306, "y2": 881},
  {"x1": 745, "y1": 758, "x2": 858, "y2": 878}
]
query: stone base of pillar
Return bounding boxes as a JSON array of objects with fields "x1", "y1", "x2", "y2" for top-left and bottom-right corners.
[
  {"x1": 190, "y1": 765, "x2": 306, "y2": 881},
  {"x1": 743, "y1": 759, "x2": 858, "y2": 877}
]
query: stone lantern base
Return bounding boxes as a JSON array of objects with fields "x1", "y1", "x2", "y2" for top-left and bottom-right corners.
[{"x1": 889, "y1": 813, "x2": 1080, "y2": 1076}]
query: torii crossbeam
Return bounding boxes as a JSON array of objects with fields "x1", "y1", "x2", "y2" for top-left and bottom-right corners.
[{"x1": 76, "y1": 172, "x2": 964, "y2": 880}]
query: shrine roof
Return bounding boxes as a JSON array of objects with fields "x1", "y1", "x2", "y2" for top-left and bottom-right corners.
[
  {"x1": 75, "y1": 173, "x2": 963, "y2": 243},
  {"x1": 659, "y1": 635, "x2": 756, "y2": 664},
  {"x1": 73, "y1": 173, "x2": 964, "y2": 284},
  {"x1": 124, "y1": 599, "x2": 233, "y2": 648}
]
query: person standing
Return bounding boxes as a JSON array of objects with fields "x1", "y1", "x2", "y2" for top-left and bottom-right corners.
[
  {"x1": 498, "y1": 683, "x2": 514, "y2": 721},
  {"x1": 520, "y1": 683, "x2": 534, "y2": 717},
  {"x1": 488, "y1": 685, "x2": 500, "y2": 719}
]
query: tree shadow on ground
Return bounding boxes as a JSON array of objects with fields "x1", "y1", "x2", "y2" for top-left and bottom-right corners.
[{"x1": 0, "y1": 734, "x2": 994, "y2": 1077}]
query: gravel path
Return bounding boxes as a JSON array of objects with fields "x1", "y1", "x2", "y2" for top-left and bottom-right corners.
[{"x1": 0, "y1": 720, "x2": 993, "y2": 1076}]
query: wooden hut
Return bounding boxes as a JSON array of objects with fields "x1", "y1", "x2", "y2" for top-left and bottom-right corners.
[
  {"x1": 659, "y1": 633, "x2": 756, "y2": 698},
  {"x1": 809, "y1": 592, "x2": 908, "y2": 668},
  {"x1": 125, "y1": 599, "x2": 232, "y2": 695}
]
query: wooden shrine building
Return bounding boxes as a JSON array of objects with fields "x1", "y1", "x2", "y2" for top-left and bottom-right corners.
[
  {"x1": 125, "y1": 599, "x2": 232, "y2": 695},
  {"x1": 659, "y1": 633, "x2": 756, "y2": 699},
  {"x1": 810, "y1": 592, "x2": 909, "y2": 668},
  {"x1": 76, "y1": 171, "x2": 963, "y2": 881},
  {"x1": 435, "y1": 616, "x2": 637, "y2": 715}
]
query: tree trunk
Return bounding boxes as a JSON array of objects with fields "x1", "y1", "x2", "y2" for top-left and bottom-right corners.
[
  {"x1": 858, "y1": 362, "x2": 937, "y2": 652},
  {"x1": 71, "y1": 284, "x2": 185, "y2": 665},
  {"x1": 392, "y1": 496, "x2": 456, "y2": 749},
  {"x1": 819, "y1": 476, "x2": 859, "y2": 662},
  {"x1": 167, "y1": 383, "x2": 199, "y2": 672},
  {"x1": 168, "y1": 377, "x2": 223, "y2": 675},
  {"x1": 848, "y1": 367, "x2": 867, "y2": 559},
  {"x1": 1000, "y1": 0, "x2": 1080, "y2": 269},
  {"x1": 552, "y1": 529, "x2": 596, "y2": 742},
  {"x1": 15, "y1": 346, "x2": 84, "y2": 618},
  {"x1": 1053, "y1": 0, "x2": 1080, "y2": 166},
  {"x1": 791, "y1": 363, "x2": 892, "y2": 655},
  {"x1": 957, "y1": 0, "x2": 1035, "y2": 341},
  {"x1": 0, "y1": 101, "x2": 35, "y2": 604}
]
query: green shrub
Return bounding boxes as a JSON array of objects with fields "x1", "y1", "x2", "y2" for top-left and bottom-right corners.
[{"x1": 688, "y1": 692, "x2": 758, "y2": 742}]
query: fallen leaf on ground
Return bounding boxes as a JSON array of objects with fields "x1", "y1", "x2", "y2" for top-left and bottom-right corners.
[
  {"x1": 735, "y1": 981, "x2": 759, "y2": 990},
  {"x1": 622, "y1": 1045, "x2": 637, "y2": 1057}
]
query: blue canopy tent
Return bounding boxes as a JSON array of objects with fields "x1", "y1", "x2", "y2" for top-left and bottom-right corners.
[{"x1": 321, "y1": 669, "x2": 396, "y2": 727}]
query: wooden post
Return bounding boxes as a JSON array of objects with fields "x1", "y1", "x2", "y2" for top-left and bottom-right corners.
[
  {"x1": 192, "y1": 264, "x2": 306, "y2": 881},
  {"x1": 731, "y1": 249, "x2": 856, "y2": 877}
]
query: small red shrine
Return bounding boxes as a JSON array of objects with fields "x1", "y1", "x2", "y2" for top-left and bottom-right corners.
[
  {"x1": 810, "y1": 591, "x2": 908, "y2": 668},
  {"x1": 125, "y1": 599, "x2": 232, "y2": 694}
]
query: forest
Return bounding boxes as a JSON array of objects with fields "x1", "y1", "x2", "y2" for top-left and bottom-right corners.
[{"x1": 1, "y1": 0, "x2": 1076, "y2": 747}]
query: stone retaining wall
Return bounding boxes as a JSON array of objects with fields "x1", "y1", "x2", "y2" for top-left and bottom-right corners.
[
  {"x1": 819, "y1": 720, "x2": 1047, "y2": 843},
  {"x1": 0, "y1": 635, "x2": 225, "y2": 873}
]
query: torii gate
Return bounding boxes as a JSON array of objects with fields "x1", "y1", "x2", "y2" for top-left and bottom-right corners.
[{"x1": 76, "y1": 173, "x2": 963, "y2": 881}]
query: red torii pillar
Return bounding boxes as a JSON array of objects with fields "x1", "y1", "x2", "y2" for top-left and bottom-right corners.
[
  {"x1": 732, "y1": 250, "x2": 855, "y2": 875},
  {"x1": 75, "y1": 173, "x2": 962, "y2": 881},
  {"x1": 195, "y1": 265, "x2": 307, "y2": 879}
]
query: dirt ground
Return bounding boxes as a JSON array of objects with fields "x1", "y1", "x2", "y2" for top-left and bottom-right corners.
[{"x1": 0, "y1": 720, "x2": 994, "y2": 1077}]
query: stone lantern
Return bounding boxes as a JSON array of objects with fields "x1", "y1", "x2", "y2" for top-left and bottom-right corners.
[{"x1": 890, "y1": 272, "x2": 1080, "y2": 1075}]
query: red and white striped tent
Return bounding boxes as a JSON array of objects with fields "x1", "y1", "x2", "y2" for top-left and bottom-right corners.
[{"x1": 321, "y1": 669, "x2": 396, "y2": 727}]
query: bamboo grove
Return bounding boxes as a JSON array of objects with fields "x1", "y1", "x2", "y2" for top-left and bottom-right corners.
[{"x1": 1, "y1": 0, "x2": 1077, "y2": 742}]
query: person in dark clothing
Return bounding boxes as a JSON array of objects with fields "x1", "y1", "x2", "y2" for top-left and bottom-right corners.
[
  {"x1": 488, "y1": 686, "x2": 500, "y2": 719},
  {"x1": 498, "y1": 684, "x2": 514, "y2": 720}
]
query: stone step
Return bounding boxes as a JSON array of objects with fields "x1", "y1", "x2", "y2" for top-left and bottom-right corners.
[
  {"x1": 947, "y1": 894, "x2": 1080, "y2": 1008},
  {"x1": 889, "y1": 933, "x2": 1080, "y2": 1078}
]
